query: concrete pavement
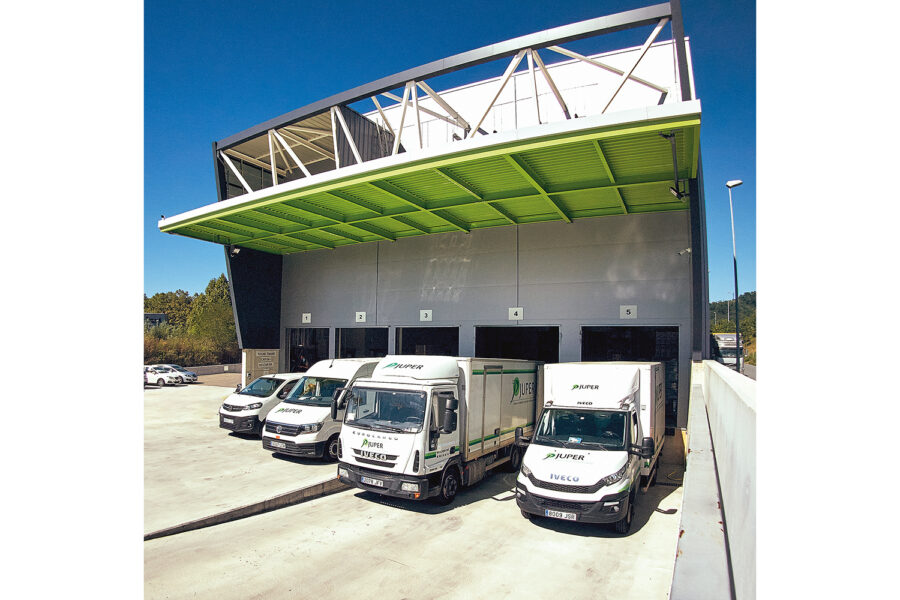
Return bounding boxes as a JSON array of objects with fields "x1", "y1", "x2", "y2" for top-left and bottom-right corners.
[
  {"x1": 145, "y1": 467, "x2": 684, "y2": 599},
  {"x1": 144, "y1": 384, "x2": 337, "y2": 535}
]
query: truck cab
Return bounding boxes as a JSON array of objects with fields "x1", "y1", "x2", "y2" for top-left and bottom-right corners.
[{"x1": 515, "y1": 363, "x2": 662, "y2": 534}]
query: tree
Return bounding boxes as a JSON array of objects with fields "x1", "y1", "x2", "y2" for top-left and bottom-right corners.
[
  {"x1": 144, "y1": 289, "x2": 194, "y2": 329},
  {"x1": 187, "y1": 274, "x2": 236, "y2": 345}
]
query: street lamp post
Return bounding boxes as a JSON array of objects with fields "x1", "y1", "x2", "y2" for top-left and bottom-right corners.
[{"x1": 726, "y1": 179, "x2": 743, "y2": 373}]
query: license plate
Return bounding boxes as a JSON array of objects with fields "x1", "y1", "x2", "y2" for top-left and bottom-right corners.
[
  {"x1": 223, "y1": 418, "x2": 234, "y2": 424},
  {"x1": 270, "y1": 441, "x2": 286, "y2": 449},
  {"x1": 361, "y1": 476, "x2": 384, "y2": 488},
  {"x1": 544, "y1": 509, "x2": 577, "y2": 521}
]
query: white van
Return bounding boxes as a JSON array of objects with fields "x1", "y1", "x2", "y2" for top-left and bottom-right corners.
[
  {"x1": 262, "y1": 358, "x2": 380, "y2": 460},
  {"x1": 515, "y1": 362, "x2": 664, "y2": 533},
  {"x1": 219, "y1": 373, "x2": 304, "y2": 435}
]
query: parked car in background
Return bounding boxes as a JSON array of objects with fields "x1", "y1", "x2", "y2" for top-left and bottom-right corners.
[
  {"x1": 151, "y1": 364, "x2": 198, "y2": 384},
  {"x1": 144, "y1": 365, "x2": 182, "y2": 387}
]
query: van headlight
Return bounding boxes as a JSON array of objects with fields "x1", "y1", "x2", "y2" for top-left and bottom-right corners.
[
  {"x1": 520, "y1": 463, "x2": 532, "y2": 477},
  {"x1": 246, "y1": 403, "x2": 263, "y2": 410},
  {"x1": 598, "y1": 463, "x2": 628, "y2": 487},
  {"x1": 298, "y1": 422, "x2": 323, "y2": 433}
]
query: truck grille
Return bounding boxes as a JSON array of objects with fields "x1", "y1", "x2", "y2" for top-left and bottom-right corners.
[
  {"x1": 222, "y1": 403, "x2": 246, "y2": 412},
  {"x1": 525, "y1": 472, "x2": 602, "y2": 494},
  {"x1": 532, "y1": 495, "x2": 593, "y2": 513},
  {"x1": 265, "y1": 421, "x2": 300, "y2": 436}
]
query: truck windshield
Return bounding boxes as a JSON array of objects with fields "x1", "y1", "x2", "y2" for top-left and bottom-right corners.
[
  {"x1": 534, "y1": 409, "x2": 627, "y2": 450},
  {"x1": 344, "y1": 387, "x2": 427, "y2": 433},
  {"x1": 283, "y1": 376, "x2": 347, "y2": 406},
  {"x1": 239, "y1": 377, "x2": 284, "y2": 398}
]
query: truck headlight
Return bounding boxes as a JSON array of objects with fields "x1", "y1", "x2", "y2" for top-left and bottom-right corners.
[
  {"x1": 401, "y1": 482, "x2": 419, "y2": 492},
  {"x1": 520, "y1": 463, "x2": 532, "y2": 477},
  {"x1": 298, "y1": 422, "x2": 323, "y2": 433},
  {"x1": 246, "y1": 403, "x2": 263, "y2": 410},
  {"x1": 598, "y1": 463, "x2": 628, "y2": 487},
  {"x1": 338, "y1": 467, "x2": 349, "y2": 479}
]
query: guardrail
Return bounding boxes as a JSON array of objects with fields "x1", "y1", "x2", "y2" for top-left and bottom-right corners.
[{"x1": 671, "y1": 360, "x2": 756, "y2": 600}]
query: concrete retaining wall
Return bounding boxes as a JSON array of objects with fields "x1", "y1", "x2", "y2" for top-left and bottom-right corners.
[
  {"x1": 703, "y1": 360, "x2": 756, "y2": 600},
  {"x1": 187, "y1": 363, "x2": 242, "y2": 376}
]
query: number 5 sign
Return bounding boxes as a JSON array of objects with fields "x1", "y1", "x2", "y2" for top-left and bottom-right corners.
[{"x1": 620, "y1": 305, "x2": 637, "y2": 319}]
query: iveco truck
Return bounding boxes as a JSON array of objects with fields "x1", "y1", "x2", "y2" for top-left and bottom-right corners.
[
  {"x1": 262, "y1": 358, "x2": 380, "y2": 460},
  {"x1": 336, "y1": 355, "x2": 540, "y2": 505},
  {"x1": 515, "y1": 362, "x2": 664, "y2": 533}
]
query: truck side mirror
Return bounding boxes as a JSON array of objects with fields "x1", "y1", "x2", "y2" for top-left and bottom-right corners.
[
  {"x1": 515, "y1": 426, "x2": 531, "y2": 446},
  {"x1": 331, "y1": 398, "x2": 339, "y2": 421},
  {"x1": 333, "y1": 387, "x2": 348, "y2": 409},
  {"x1": 641, "y1": 437, "x2": 655, "y2": 459},
  {"x1": 441, "y1": 410, "x2": 457, "y2": 434},
  {"x1": 444, "y1": 396, "x2": 458, "y2": 411}
]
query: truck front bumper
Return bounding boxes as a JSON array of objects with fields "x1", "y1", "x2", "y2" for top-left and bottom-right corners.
[
  {"x1": 337, "y1": 462, "x2": 435, "y2": 501},
  {"x1": 219, "y1": 413, "x2": 258, "y2": 433},
  {"x1": 516, "y1": 483, "x2": 631, "y2": 524},
  {"x1": 262, "y1": 437, "x2": 326, "y2": 457}
]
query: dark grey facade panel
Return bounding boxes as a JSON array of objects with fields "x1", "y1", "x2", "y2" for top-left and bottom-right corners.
[
  {"x1": 225, "y1": 246, "x2": 283, "y2": 349},
  {"x1": 334, "y1": 105, "x2": 398, "y2": 167}
]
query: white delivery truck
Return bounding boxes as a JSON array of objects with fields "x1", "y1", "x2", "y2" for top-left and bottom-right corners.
[
  {"x1": 336, "y1": 355, "x2": 539, "y2": 505},
  {"x1": 515, "y1": 362, "x2": 665, "y2": 533},
  {"x1": 261, "y1": 358, "x2": 380, "y2": 460},
  {"x1": 219, "y1": 373, "x2": 304, "y2": 435}
]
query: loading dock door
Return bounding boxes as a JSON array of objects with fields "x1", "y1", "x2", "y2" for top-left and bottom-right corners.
[
  {"x1": 396, "y1": 327, "x2": 459, "y2": 356},
  {"x1": 475, "y1": 326, "x2": 559, "y2": 364},
  {"x1": 581, "y1": 326, "x2": 679, "y2": 430},
  {"x1": 337, "y1": 327, "x2": 388, "y2": 358},
  {"x1": 286, "y1": 327, "x2": 329, "y2": 372}
]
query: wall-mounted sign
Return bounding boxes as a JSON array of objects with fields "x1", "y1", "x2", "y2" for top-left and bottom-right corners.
[
  {"x1": 355, "y1": 311, "x2": 367, "y2": 323},
  {"x1": 420, "y1": 309, "x2": 432, "y2": 322},
  {"x1": 620, "y1": 305, "x2": 637, "y2": 319},
  {"x1": 509, "y1": 307, "x2": 524, "y2": 321}
]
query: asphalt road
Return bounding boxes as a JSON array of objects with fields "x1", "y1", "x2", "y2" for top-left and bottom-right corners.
[{"x1": 145, "y1": 467, "x2": 684, "y2": 600}]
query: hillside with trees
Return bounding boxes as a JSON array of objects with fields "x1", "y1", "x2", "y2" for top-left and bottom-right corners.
[
  {"x1": 144, "y1": 274, "x2": 240, "y2": 366},
  {"x1": 710, "y1": 290, "x2": 756, "y2": 365}
]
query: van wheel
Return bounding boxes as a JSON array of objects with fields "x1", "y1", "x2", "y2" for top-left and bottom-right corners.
[
  {"x1": 506, "y1": 445, "x2": 522, "y2": 472},
  {"x1": 615, "y1": 493, "x2": 635, "y2": 534},
  {"x1": 325, "y1": 434, "x2": 340, "y2": 461},
  {"x1": 435, "y1": 467, "x2": 459, "y2": 505},
  {"x1": 157, "y1": 378, "x2": 165, "y2": 387}
]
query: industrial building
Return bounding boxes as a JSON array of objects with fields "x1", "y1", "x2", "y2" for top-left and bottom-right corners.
[{"x1": 159, "y1": 2, "x2": 709, "y2": 430}]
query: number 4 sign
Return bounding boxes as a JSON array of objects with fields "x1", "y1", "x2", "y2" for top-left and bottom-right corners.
[{"x1": 509, "y1": 307, "x2": 523, "y2": 321}]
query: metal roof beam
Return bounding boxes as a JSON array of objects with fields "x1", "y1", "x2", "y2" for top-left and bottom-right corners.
[
  {"x1": 219, "y1": 152, "x2": 254, "y2": 194},
  {"x1": 271, "y1": 129, "x2": 312, "y2": 178},
  {"x1": 279, "y1": 128, "x2": 336, "y2": 160},
  {"x1": 322, "y1": 190, "x2": 383, "y2": 216},
  {"x1": 217, "y1": 2, "x2": 672, "y2": 148},
  {"x1": 431, "y1": 209, "x2": 470, "y2": 232},
  {"x1": 592, "y1": 140, "x2": 628, "y2": 214},
  {"x1": 416, "y1": 81, "x2": 471, "y2": 130},
  {"x1": 546, "y1": 45, "x2": 668, "y2": 94},
  {"x1": 486, "y1": 202, "x2": 518, "y2": 225},
  {"x1": 291, "y1": 231, "x2": 337, "y2": 249},
  {"x1": 320, "y1": 227, "x2": 366, "y2": 243},
  {"x1": 530, "y1": 49, "x2": 570, "y2": 119},
  {"x1": 469, "y1": 50, "x2": 527, "y2": 139},
  {"x1": 391, "y1": 83, "x2": 412, "y2": 156},
  {"x1": 433, "y1": 168, "x2": 481, "y2": 200},
  {"x1": 332, "y1": 106, "x2": 364, "y2": 165},
  {"x1": 390, "y1": 214, "x2": 430, "y2": 234},
  {"x1": 601, "y1": 17, "x2": 669, "y2": 114},
  {"x1": 348, "y1": 221, "x2": 397, "y2": 241},
  {"x1": 368, "y1": 180, "x2": 467, "y2": 232},
  {"x1": 223, "y1": 149, "x2": 287, "y2": 178},
  {"x1": 503, "y1": 154, "x2": 572, "y2": 223}
]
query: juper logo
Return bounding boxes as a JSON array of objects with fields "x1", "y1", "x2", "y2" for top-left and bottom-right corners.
[{"x1": 362, "y1": 438, "x2": 384, "y2": 449}]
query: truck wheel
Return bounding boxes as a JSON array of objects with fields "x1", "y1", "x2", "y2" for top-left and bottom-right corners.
[
  {"x1": 435, "y1": 467, "x2": 459, "y2": 505},
  {"x1": 156, "y1": 378, "x2": 165, "y2": 387},
  {"x1": 325, "y1": 434, "x2": 340, "y2": 461},
  {"x1": 615, "y1": 492, "x2": 635, "y2": 534}
]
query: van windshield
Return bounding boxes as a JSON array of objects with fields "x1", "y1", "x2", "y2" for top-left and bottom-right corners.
[
  {"x1": 239, "y1": 377, "x2": 284, "y2": 397},
  {"x1": 534, "y1": 408, "x2": 627, "y2": 450},
  {"x1": 284, "y1": 376, "x2": 347, "y2": 406},
  {"x1": 344, "y1": 387, "x2": 427, "y2": 433}
]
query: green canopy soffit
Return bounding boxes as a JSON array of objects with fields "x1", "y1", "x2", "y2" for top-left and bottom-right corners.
[{"x1": 162, "y1": 112, "x2": 700, "y2": 255}]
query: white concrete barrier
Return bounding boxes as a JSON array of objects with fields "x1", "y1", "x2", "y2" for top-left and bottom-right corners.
[{"x1": 702, "y1": 360, "x2": 756, "y2": 600}]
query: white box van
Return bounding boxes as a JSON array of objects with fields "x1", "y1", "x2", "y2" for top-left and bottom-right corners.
[
  {"x1": 337, "y1": 355, "x2": 539, "y2": 504},
  {"x1": 515, "y1": 362, "x2": 664, "y2": 533},
  {"x1": 219, "y1": 373, "x2": 304, "y2": 435},
  {"x1": 262, "y1": 358, "x2": 380, "y2": 460}
]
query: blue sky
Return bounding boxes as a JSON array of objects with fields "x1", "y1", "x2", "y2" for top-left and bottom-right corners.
[{"x1": 145, "y1": 0, "x2": 756, "y2": 302}]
